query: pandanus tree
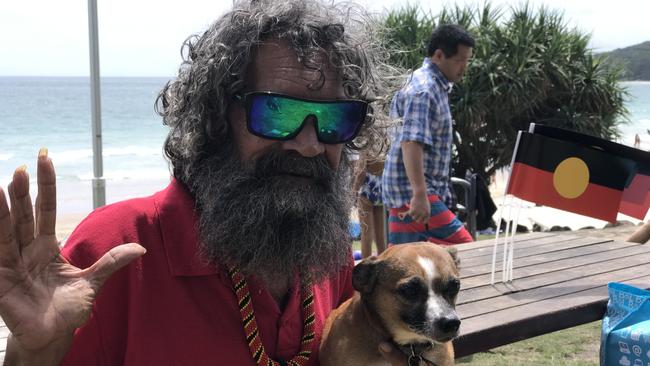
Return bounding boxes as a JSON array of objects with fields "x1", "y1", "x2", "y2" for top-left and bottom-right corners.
[{"x1": 380, "y1": 3, "x2": 628, "y2": 179}]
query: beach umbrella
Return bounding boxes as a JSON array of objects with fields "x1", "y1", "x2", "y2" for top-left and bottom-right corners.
[{"x1": 87, "y1": 0, "x2": 105, "y2": 208}]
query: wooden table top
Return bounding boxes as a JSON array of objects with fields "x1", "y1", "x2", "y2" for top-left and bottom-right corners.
[{"x1": 453, "y1": 232, "x2": 650, "y2": 358}]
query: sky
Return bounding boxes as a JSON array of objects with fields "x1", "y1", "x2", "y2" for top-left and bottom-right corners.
[{"x1": 1, "y1": 0, "x2": 649, "y2": 77}]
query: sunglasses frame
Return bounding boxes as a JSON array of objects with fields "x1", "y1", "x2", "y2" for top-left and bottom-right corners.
[{"x1": 236, "y1": 91, "x2": 368, "y2": 144}]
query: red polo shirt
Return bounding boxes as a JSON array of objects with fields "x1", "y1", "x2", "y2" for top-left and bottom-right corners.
[{"x1": 60, "y1": 179, "x2": 354, "y2": 366}]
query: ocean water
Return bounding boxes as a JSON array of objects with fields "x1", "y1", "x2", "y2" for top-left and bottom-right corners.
[
  {"x1": 0, "y1": 77, "x2": 171, "y2": 214},
  {"x1": 620, "y1": 81, "x2": 650, "y2": 151},
  {"x1": 0, "y1": 77, "x2": 649, "y2": 214}
]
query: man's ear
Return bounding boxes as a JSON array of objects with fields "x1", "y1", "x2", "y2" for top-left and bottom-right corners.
[
  {"x1": 352, "y1": 256, "x2": 383, "y2": 295},
  {"x1": 432, "y1": 49, "x2": 444, "y2": 61},
  {"x1": 446, "y1": 246, "x2": 461, "y2": 270}
]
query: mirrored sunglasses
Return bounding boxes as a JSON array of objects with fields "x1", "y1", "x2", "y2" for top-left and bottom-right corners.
[{"x1": 237, "y1": 92, "x2": 368, "y2": 144}]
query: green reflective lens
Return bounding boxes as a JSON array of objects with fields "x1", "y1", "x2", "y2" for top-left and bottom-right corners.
[{"x1": 245, "y1": 92, "x2": 367, "y2": 144}]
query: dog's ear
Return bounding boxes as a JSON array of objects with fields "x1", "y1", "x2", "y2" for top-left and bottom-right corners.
[
  {"x1": 446, "y1": 246, "x2": 461, "y2": 269},
  {"x1": 352, "y1": 256, "x2": 383, "y2": 295}
]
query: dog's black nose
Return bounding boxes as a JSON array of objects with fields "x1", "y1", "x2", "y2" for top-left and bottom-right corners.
[{"x1": 436, "y1": 316, "x2": 461, "y2": 334}]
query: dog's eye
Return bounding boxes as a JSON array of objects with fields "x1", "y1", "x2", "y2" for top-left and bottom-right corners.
[
  {"x1": 445, "y1": 278, "x2": 461, "y2": 296},
  {"x1": 396, "y1": 279, "x2": 424, "y2": 300}
]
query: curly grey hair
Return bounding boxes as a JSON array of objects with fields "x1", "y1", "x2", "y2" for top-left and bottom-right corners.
[{"x1": 155, "y1": 0, "x2": 397, "y2": 182}]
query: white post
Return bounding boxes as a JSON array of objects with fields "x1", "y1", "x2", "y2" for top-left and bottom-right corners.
[{"x1": 87, "y1": 0, "x2": 105, "y2": 208}]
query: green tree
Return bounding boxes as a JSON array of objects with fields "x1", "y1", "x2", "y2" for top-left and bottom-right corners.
[{"x1": 380, "y1": 3, "x2": 628, "y2": 179}]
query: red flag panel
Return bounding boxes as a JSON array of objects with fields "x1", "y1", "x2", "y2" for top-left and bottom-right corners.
[
  {"x1": 508, "y1": 162, "x2": 623, "y2": 222},
  {"x1": 619, "y1": 173, "x2": 650, "y2": 219}
]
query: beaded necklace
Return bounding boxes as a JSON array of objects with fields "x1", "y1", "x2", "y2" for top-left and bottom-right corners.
[{"x1": 227, "y1": 265, "x2": 315, "y2": 366}]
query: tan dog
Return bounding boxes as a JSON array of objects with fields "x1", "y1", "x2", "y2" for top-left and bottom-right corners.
[{"x1": 320, "y1": 242, "x2": 461, "y2": 366}]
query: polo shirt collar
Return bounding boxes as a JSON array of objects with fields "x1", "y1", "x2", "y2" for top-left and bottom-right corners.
[
  {"x1": 423, "y1": 57, "x2": 453, "y2": 93},
  {"x1": 155, "y1": 179, "x2": 219, "y2": 277}
]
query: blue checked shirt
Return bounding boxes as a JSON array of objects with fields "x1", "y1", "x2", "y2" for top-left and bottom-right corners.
[{"x1": 382, "y1": 58, "x2": 454, "y2": 209}]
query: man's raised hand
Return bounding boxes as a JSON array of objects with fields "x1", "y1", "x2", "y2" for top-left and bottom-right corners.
[{"x1": 0, "y1": 149, "x2": 145, "y2": 357}]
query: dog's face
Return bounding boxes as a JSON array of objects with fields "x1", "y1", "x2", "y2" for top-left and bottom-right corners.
[{"x1": 352, "y1": 243, "x2": 461, "y2": 346}]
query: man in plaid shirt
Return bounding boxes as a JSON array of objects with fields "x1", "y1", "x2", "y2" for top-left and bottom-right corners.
[{"x1": 382, "y1": 24, "x2": 475, "y2": 245}]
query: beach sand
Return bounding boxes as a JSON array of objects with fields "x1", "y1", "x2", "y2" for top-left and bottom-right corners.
[{"x1": 57, "y1": 213, "x2": 87, "y2": 241}]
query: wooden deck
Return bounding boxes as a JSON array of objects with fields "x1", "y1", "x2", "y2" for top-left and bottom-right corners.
[{"x1": 454, "y1": 232, "x2": 650, "y2": 358}]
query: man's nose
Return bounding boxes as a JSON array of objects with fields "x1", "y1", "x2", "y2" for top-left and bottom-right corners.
[{"x1": 281, "y1": 116, "x2": 325, "y2": 157}]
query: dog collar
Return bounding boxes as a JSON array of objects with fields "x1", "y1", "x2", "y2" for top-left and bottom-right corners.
[
  {"x1": 396, "y1": 342, "x2": 438, "y2": 366},
  {"x1": 361, "y1": 303, "x2": 439, "y2": 365}
]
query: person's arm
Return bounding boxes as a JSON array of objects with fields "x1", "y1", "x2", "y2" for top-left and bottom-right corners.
[
  {"x1": 400, "y1": 141, "x2": 430, "y2": 224},
  {"x1": 0, "y1": 150, "x2": 145, "y2": 365},
  {"x1": 627, "y1": 221, "x2": 650, "y2": 244}
]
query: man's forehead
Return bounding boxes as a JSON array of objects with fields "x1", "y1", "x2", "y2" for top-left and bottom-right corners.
[
  {"x1": 253, "y1": 37, "x2": 329, "y2": 63},
  {"x1": 247, "y1": 38, "x2": 344, "y2": 98}
]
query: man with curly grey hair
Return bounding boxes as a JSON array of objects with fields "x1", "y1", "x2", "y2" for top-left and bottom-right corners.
[{"x1": 0, "y1": 1, "x2": 416, "y2": 365}]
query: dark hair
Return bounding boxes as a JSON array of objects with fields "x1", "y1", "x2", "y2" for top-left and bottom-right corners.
[
  {"x1": 155, "y1": 0, "x2": 398, "y2": 182},
  {"x1": 426, "y1": 24, "x2": 475, "y2": 57}
]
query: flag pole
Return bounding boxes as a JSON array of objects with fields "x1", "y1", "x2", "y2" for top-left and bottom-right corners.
[
  {"x1": 87, "y1": 0, "x2": 105, "y2": 208},
  {"x1": 490, "y1": 131, "x2": 524, "y2": 284}
]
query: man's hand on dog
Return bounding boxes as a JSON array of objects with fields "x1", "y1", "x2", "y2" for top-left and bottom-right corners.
[
  {"x1": 379, "y1": 342, "x2": 409, "y2": 365},
  {"x1": 0, "y1": 150, "x2": 145, "y2": 356}
]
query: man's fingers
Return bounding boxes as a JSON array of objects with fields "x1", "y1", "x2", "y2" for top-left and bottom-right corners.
[
  {"x1": 8, "y1": 166, "x2": 35, "y2": 250},
  {"x1": 84, "y1": 243, "x2": 146, "y2": 290},
  {"x1": 378, "y1": 342, "x2": 408, "y2": 366},
  {"x1": 400, "y1": 209, "x2": 428, "y2": 224},
  {"x1": 0, "y1": 188, "x2": 19, "y2": 263},
  {"x1": 35, "y1": 149, "x2": 57, "y2": 237}
]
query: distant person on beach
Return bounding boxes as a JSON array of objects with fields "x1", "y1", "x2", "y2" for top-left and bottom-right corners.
[
  {"x1": 0, "y1": 1, "x2": 412, "y2": 365},
  {"x1": 352, "y1": 152, "x2": 387, "y2": 258},
  {"x1": 381, "y1": 24, "x2": 475, "y2": 245},
  {"x1": 634, "y1": 133, "x2": 641, "y2": 148}
]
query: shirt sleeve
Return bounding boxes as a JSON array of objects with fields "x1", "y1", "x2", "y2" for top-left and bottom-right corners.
[{"x1": 397, "y1": 90, "x2": 438, "y2": 146}]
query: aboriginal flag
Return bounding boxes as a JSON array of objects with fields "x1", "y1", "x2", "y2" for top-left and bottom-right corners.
[
  {"x1": 506, "y1": 132, "x2": 636, "y2": 222},
  {"x1": 531, "y1": 124, "x2": 650, "y2": 220}
]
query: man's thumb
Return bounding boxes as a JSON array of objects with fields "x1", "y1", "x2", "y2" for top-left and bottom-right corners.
[{"x1": 85, "y1": 243, "x2": 146, "y2": 290}]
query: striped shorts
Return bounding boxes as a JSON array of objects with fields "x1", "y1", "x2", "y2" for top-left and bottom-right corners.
[{"x1": 388, "y1": 194, "x2": 473, "y2": 245}]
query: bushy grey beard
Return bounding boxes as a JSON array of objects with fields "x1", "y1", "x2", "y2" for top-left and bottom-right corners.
[{"x1": 186, "y1": 147, "x2": 354, "y2": 286}]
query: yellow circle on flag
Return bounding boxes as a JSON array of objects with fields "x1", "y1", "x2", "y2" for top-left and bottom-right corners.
[{"x1": 553, "y1": 157, "x2": 590, "y2": 199}]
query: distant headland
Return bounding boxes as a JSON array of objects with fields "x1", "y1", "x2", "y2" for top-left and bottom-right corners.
[{"x1": 600, "y1": 41, "x2": 650, "y2": 81}]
